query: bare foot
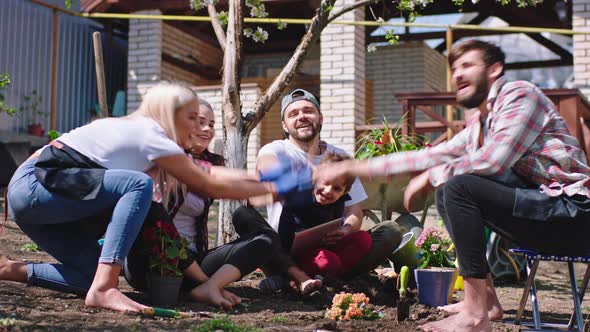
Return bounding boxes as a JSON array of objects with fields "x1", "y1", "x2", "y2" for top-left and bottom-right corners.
[
  {"x1": 221, "y1": 289, "x2": 242, "y2": 306},
  {"x1": 85, "y1": 287, "x2": 147, "y2": 313},
  {"x1": 438, "y1": 300, "x2": 503, "y2": 321},
  {"x1": 290, "y1": 278, "x2": 322, "y2": 296},
  {"x1": 420, "y1": 310, "x2": 491, "y2": 332},
  {"x1": 0, "y1": 254, "x2": 27, "y2": 283},
  {"x1": 191, "y1": 283, "x2": 233, "y2": 310}
]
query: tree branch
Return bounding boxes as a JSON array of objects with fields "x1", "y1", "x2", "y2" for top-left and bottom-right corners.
[
  {"x1": 207, "y1": 4, "x2": 227, "y2": 52},
  {"x1": 245, "y1": 0, "x2": 338, "y2": 133},
  {"x1": 222, "y1": 0, "x2": 243, "y2": 142},
  {"x1": 328, "y1": 0, "x2": 377, "y2": 24}
]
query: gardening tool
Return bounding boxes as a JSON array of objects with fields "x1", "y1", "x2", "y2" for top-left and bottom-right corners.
[
  {"x1": 142, "y1": 307, "x2": 190, "y2": 319},
  {"x1": 396, "y1": 265, "x2": 410, "y2": 322}
]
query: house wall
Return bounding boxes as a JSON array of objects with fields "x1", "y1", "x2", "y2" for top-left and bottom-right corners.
[
  {"x1": 161, "y1": 23, "x2": 222, "y2": 86},
  {"x1": 366, "y1": 42, "x2": 446, "y2": 124},
  {"x1": 574, "y1": 0, "x2": 590, "y2": 98},
  {"x1": 193, "y1": 85, "x2": 262, "y2": 172}
]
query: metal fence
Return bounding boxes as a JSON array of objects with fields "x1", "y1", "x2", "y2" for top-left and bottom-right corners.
[{"x1": 0, "y1": 0, "x2": 127, "y2": 134}]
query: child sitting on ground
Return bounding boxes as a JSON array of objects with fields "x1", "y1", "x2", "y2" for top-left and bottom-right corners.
[{"x1": 278, "y1": 152, "x2": 373, "y2": 280}]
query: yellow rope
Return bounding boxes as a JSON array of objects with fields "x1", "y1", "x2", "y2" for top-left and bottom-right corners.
[{"x1": 499, "y1": 247, "x2": 521, "y2": 283}]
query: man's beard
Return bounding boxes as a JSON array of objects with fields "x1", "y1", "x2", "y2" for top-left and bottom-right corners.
[
  {"x1": 288, "y1": 122, "x2": 321, "y2": 142},
  {"x1": 457, "y1": 78, "x2": 489, "y2": 109}
]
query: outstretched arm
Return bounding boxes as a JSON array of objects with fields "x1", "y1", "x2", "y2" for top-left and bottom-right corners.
[{"x1": 155, "y1": 154, "x2": 275, "y2": 200}]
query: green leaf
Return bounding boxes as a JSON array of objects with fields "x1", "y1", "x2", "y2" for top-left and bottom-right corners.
[{"x1": 165, "y1": 246, "x2": 179, "y2": 259}]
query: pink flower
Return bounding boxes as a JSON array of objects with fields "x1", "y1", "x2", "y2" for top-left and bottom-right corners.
[{"x1": 430, "y1": 244, "x2": 440, "y2": 252}]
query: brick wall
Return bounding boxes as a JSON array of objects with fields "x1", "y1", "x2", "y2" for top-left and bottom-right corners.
[
  {"x1": 161, "y1": 23, "x2": 223, "y2": 86},
  {"x1": 320, "y1": 0, "x2": 365, "y2": 155},
  {"x1": 366, "y1": 42, "x2": 446, "y2": 124},
  {"x1": 193, "y1": 85, "x2": 262, "y2": 172},
  {"x1": 574, "y1": 0, "x2": 590, "y2": 98},
  {"x1": 127, "y1": 10, "x2": 163, "y2": 112}
]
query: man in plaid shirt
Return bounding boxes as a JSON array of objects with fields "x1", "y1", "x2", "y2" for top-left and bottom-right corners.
[{"x1": 314, "y1": 40, "x2": 590, "y2": 332}]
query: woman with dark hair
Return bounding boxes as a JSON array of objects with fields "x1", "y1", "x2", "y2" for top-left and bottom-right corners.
[{"x1": 125, "y1": 98, "x2": 281, "y2": 309}]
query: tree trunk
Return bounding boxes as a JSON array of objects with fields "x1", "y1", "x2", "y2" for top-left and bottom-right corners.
[{"x1": 217, "y1": 0, "x2": 244, "y2": 245}]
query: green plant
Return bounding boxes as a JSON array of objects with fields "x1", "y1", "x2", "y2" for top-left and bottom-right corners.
[
  {"x1": 143, "y1": 220, "x2": 189, "y2": 277},
  {"x1": 48, "y1": 130, "x2": 60, "y2": 140},
  {"x1": 0, "y1": 317, "x2": 16, "y2": 327},
  {"x1": 21, "y1": 243, "x2": 41, "y2": 252},
  {"x1": 355, "y1": 117, "x2": 429, "y2": 160},
  {"x1": 270, "y1": 316, "x2": 288, "y2": 323},
  {"x1": 192, "y1": 316, "x2": 262, "y2": 332},
  {"x1": 21, "y1": 90, "x2": 46, "y2": 125},
  {"x1": 415, "y1": 227, "x2": 454, "y2": 269},
  {"x1": 0, "y1": 74, "x2": 16, "y2": 116}
]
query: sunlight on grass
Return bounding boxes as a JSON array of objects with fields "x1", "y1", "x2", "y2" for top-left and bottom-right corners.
[
  {"x1": 21, "y1": 243, "x2": 41, "y2": 252},
  {"x1": 192, "y1": 316, "x2": 262, "y2": 332},
  {"x1": 0, "y1": 317, "x2": 16, "y2": 326}
]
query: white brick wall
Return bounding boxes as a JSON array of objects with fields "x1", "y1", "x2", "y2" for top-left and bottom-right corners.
[
  {"x1": 127, "y1": 10, "x2": 163, "y2": 112},
  {"x1": 574, "y1": 0, "x2": 590, "y2": 98},
  {"x1": 366, "y1": 42, "x2": 446, "y2": 123},
  {"x1": 320, "y1": 0, "x2": 365, "y2": 155},
  {"x1": 193, "y1": 85, "x2": 262, "y2": 172}
]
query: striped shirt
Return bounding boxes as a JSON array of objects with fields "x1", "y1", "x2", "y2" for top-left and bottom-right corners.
[{"x1": 368, "y1": 77, "x2": 590, "y2": 197}]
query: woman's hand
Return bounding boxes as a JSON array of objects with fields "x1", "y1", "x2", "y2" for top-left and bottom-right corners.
[{"x1": 403, "y1": 170, "x2": 434, "y2": 212}]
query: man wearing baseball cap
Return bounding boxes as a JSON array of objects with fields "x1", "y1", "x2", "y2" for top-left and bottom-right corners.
[{"x1": 233, "y1": 88, "x2": 402, "y2": 294}]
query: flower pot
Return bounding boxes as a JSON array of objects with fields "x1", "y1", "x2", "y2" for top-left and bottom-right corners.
[
  {"x1": 390, "y1": 232, "x2": 421, "y2": 268},
  {"x1": 146, "y1": 273, "x2": 182, "y2": 306},
  {"x1": 414, "y1": 267, "x2": 457, "y2": 307},
  {"x1": 27, "y1": 123, "x2": 44, "y2": 137}
]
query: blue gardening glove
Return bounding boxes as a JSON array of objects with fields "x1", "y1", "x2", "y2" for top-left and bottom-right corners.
[
  {"x1": 272, "y1": 162, "x2": 313, "y2": 196},
  {"x1": 258, "y1": 152, "x2": 293, "y2": 182}
]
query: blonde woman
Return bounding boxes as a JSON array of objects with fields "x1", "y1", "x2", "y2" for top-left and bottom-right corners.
[{"x1": 2, "y1": 83, "x2": 307, "y2": 313}]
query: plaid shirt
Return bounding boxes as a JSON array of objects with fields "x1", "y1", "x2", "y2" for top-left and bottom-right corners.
[{"x1": 368, "y1": 77, "x2": 590, "y2": 197}]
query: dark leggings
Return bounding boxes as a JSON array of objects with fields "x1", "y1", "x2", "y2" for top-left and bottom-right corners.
[
  {"x1": 124, "y1": 203, "x2": 278, "y2": 291},
  {"x1": 437, "y1": 174, "x2": 590, "y2": 279},
  {"x1": 232, "y1": 206, "x2": 295, "y2": 275}
]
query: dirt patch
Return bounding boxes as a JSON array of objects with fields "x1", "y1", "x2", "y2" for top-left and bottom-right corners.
[{"x1": 0, "y1": 219, "x2": 587, "y2": 331}]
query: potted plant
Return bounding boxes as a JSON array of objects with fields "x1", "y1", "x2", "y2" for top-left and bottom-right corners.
[
  {"x1": 143, "y1": 219, "x2": 189, "y2": 306},
  {"x1": 21, "y1": 90, "x2": 47, "y2": 137},
  {"x1": 355, "y1": 118, "x2": 432, "y2": 221},
  {"x1": 413, "y1": 226, "x2": 457, "y2": 307}
]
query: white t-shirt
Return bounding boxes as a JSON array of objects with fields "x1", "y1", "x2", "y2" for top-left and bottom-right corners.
[
  {"x1": 173, "y1": 192, "x2": 206, "y2": 252},
  {"x1": 258, "y1": 139, "x2": 368, "y2": 231},
  {"x1": 57, "y1": 116, "x2": 184, "y2": 172}
]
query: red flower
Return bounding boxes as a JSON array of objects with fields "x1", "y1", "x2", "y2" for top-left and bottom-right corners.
[
  {"x1": 374, "y1": 141, "x2": 382, "y2": 145},
  {"x1": 151, "y1": 245, "x2": 161, "y2": 256},
  {"x1": 143, "y1": 227, "x2": 157, "y2": 242},
  {"x1": 155, "y1": 220, "x2": 163, "y2": 228}
]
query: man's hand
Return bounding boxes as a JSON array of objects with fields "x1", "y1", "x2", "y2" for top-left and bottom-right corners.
[
  {"x1": 321, "y1": 224, "x2": 353, "y2": 246},
  {"x1": 403, "y1": 170, "x2": 434, "y2": 212}
]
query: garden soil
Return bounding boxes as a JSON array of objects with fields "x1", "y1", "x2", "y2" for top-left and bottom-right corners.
[{"x1": 0, "y1": 218, "x2": 588, "y2": 331}]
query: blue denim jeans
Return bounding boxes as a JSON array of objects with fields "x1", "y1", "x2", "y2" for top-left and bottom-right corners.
[{"x1": 7, "y1": 157, "x2": 153, "y2": 294}]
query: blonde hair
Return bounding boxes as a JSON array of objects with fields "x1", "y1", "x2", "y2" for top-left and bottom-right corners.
[{"x1": 128, "y1": 82, "x2": 198, "y2": 208}]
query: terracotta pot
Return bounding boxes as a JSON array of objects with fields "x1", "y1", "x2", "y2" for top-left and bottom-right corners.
[
  {"x1": 146, "y1": 273, "x2": 182, "y2": 306},
  {"x1": 27, "y1": 124, "x2": 44, "y2": 137}
]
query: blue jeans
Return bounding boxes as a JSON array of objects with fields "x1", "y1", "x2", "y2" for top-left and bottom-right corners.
[{"x1": 7, "y1": 157, "x2": 153, "y2": 294}]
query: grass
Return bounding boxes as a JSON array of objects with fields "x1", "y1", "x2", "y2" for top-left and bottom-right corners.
[
  {"x1": 21, "y1": 243, "x2": 41, "y2": 252},
  {"x1": 0, "y1": 317, "x2": 16, "y2": 326},
  {"x1": 192, "y1": 316, "x2": 262, "y2": 332},
  {"x1": 270, "y1": 316, "x2": 288, "y2": 323}
]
